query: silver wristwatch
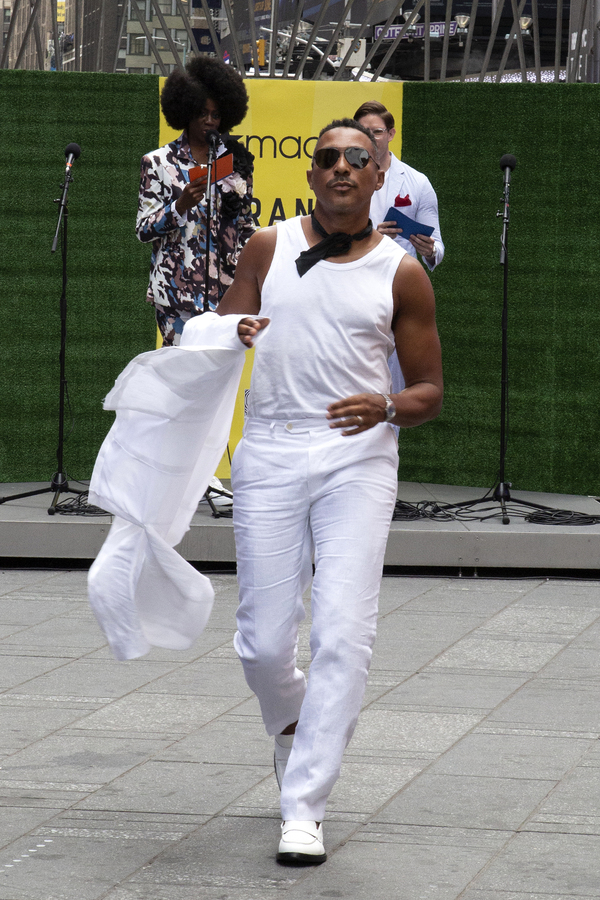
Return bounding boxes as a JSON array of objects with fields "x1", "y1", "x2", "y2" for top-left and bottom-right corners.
[{"x1": 381, "y1": 393, "x2": 396, "y2": 422}]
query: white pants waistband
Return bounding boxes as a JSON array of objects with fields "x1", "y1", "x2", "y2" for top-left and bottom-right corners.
[{"x1": 243, "y1": 416, "x2": 331, "y2": 437}]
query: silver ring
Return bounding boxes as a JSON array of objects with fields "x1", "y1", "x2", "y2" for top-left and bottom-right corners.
[{"x1": 356, "y1": 415, "x2": 363, "y2": 425}]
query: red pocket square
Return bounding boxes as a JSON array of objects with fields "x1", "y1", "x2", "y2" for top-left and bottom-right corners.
[{"x1": 394, "y1": 194, "x2": 411, "y2": 207}]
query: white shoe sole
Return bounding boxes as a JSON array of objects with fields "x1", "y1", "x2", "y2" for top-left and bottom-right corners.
[{"x1": 276, "y1": 822, "x2": 327, "y2": 866}]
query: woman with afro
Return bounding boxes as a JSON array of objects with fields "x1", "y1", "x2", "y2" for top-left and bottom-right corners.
[{"x1": 136, "y1": 57, "x2": 255, "y2": 346}]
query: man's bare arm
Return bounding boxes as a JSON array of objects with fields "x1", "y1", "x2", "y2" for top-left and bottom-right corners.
[
  {"x1": 217, "y1": 227, "x2": 276, "y2": 315},
  {"x1": 389, "y1": 254, "x2": 443, "y2": 426},
  {"x1": 215, "y1": 227, "x2": 276, "y2": 347}
]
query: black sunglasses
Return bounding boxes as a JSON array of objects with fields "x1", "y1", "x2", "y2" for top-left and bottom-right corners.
[{"x1": 313, "y1": 147, "x2": 378, "y2": 170}]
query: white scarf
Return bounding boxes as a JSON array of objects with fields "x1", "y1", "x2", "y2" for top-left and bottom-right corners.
[{"x1": 88, "y1": 313, "x2": 263, "y2": 660}]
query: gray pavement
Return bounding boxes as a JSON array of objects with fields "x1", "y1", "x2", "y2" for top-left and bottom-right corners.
[{"x1": 1, "y1": 568, "x2": 600, "y2": 899}]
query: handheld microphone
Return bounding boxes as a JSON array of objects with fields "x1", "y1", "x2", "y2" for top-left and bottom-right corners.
[{"x1": 65, "y1": 142, "x2": 81, "y2": 175}]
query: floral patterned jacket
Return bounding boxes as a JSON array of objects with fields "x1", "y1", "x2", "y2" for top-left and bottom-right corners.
[{"x1": 136, "y1": 132, "x2": 256, "y2": 317}]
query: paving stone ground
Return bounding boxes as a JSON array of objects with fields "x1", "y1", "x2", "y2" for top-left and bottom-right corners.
[{"x1": 0, "y1": 568, "x2": 599, "y2": 900}]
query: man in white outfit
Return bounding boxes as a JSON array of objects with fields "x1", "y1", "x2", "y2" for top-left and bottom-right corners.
[{"x1": 213, "y1": 119, "x2": 443, "y2": 865}]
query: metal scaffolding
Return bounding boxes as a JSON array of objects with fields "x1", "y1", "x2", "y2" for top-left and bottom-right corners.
[{"x1": 2, "y1": 1, "x2": 596, "y2": 84}]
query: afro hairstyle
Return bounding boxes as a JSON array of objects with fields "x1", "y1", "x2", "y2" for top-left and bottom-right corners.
[{"x1": 160, "y1": 56, "x2": 249, "y2": 134}]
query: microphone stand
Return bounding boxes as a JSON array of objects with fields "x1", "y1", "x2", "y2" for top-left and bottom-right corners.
[
  {"x1": 200, "y1": 131, "x2": 233, "y2": 518},
  {"x1": 491, "y1": 156, "x2": 515, "y2": 523},
  {"x1": 203, "y1": 133, "x2": 217, "y2": 313},
  {"x1": 407, "y1": 155, "x2": 561, "y2": 527},
  {"x1": 0, "y1": 152, "x2": 85, "y2": 514}
]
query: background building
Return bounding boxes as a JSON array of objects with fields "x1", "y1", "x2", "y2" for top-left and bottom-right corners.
[
  {"x1": 3, "y1": 0, "x2": 55, "y2": 70},
  {"x1": 61, "y1": 0, "x2": 126, "y2": 72},
  {"x1": 124, "y1": 0, "x2": 218, "y2": 76},
  {"x1": 1, "y1": 0, "x2": 598, "y2": 83}
]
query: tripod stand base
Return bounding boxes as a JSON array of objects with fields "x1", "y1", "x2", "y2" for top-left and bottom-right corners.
[
  {"x1": 0, "y1": 473, "x2": 84, "y2": 515},
  {"x1": 0, "y1": 485, "x2": 54, "y2": 505},
  {"x1": 47, "y1": 473, "x2": 84, "y2": 515},
  {"x1": 201, "y1": 482, "x2": 233, "y2": 519},
  {"x1": 424, "y1": 482, "x2": 567, "y2": 527},
  {"x1": 492, "y1": 482, "x2": 512, "y2": 524}
]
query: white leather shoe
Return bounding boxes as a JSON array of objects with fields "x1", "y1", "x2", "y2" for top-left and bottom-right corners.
[
  {"x1": 274, "y1": 734, "x2": 294, "y2": 789},
  {"x1": 276, "y1": 820, "x2": 327, "y2": 865},
  {"x1": 199, "y1": 476, "x2": 233, "y2": 507}
]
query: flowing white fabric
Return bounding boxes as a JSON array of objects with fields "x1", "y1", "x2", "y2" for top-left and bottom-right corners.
[{"x1": 88, "y1": 312, "x2": 261, "y2": 661}]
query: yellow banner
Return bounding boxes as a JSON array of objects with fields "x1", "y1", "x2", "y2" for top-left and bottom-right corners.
[
  {"x1": 235, "y1": 80, "x2": 403, "y2": 232},
  {"x1": 157, "y1": 78, "x2": 403, "y2": 476}
]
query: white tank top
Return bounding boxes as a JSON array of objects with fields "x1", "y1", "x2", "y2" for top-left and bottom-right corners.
[{"x1": 247, "y1": 216, "x2": 406, "y2": 420}]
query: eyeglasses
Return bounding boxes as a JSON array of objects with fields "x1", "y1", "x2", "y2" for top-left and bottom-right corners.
[
  {"x1": 370, "y1": 128, "x2": 388, "y2": 137},
  {"x1": 313, "y1": 147, "x2": 378, "y2": 170}
]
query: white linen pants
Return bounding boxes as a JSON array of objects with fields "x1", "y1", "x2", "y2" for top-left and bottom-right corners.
[{"x1": 231, "y1": 417, "x2": 398, "y2": 822}]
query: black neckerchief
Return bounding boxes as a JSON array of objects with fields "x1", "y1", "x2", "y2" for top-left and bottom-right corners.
[{"x1": 295, "y1": 212, "x2": 373, "y2": 277}]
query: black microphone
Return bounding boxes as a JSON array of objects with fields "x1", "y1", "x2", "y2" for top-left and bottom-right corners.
[
  {"x1": 206, "y1": 130, "x2": 220, "y2": 149},
  {"x1": 65, "y1": 142, "x2": 81, "y2": 175},
  {"x1": 500, "y1": 153, "x2": 516, "y2": 185}
]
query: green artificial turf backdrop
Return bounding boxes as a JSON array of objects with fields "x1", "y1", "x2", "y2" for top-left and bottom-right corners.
[
  {"x1": 399, "y1": 82, "x2": 600, "y2": 496},
  {"x1": 0, "y1": 70, "x2": 157, "y2": 484},
  {"x1": 0, "y1": 73, "x2": 598, "y2": 495}
]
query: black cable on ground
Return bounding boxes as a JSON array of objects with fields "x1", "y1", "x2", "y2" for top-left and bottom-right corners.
[
  {"x1": 52, "y1": 491, "x2": 109, "y2": 516},
  {"x1": 392, "y1": 498, "x2": 600, "y2": 526}
]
